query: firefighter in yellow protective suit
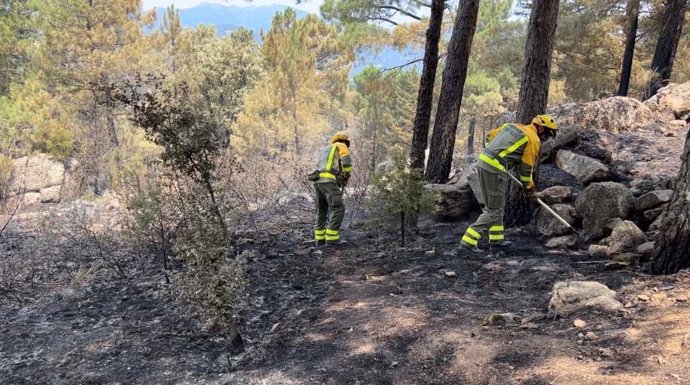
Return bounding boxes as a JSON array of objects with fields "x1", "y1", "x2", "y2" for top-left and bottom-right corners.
[
  {"x1": 313, "y1": 132, "x2": 353, "y2": 246},
  {"x1": 459, "y1": 115, "x2": 558, "y2": 254}
]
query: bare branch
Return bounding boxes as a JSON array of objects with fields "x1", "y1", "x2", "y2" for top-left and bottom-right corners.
[{"x1": 378, "y1": 5, "x2": 422, "y2": 20}]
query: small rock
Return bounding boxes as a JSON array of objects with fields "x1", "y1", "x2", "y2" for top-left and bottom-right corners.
[
  {"x1": 445, "y1": 271, "x2": 457, "y2": 278},
  {"x1": 425, "y1": 250, "x2": 436, "y2": 257},
  {"x1": 545, "y1": 235, "x2": 578, "y2": 249},
  {"x1": 603, "y1": 220, "x2": 646, "y2": 254},
  {"x1": 520, "y1": 323, "x2": 539, "y2": 330},
  {"x1": 605, "y1": 261, "x2": 631, "y2": 270},
  {"x1": 651, "y1": 292, "x2": 667, "y2": 304},
  {"x1": 675, "y1": 296, "x2": 688, "y2": 302},
  {"x1": 636, "y1": 242, "x2": 655, "y2": 256},
  {"x1": 482, "y1": 312, "x2": 520, "y2": 325},
  {"x1": 638, "y1": 294, "x2": 650, "y2": 302},
  {"x1": 574, "y1": 319, "x2": 587, "y2": 328},
  {"x1": 624, "y1": 302, "x2": 635, "y2": 308},
  {"x1": 538, "y1": 185, "x2": 573, "y2": 204},
  {"x1": 548, "y1": 281, "x2": 623, "y2": 317},
  {"x1": 585, "y1": 331, "x2": 598, "y2": 340},
  {"x1": 391, "y1": 361, "x2": 399, "y2": 368},
  {"x1": 643, "y1": 206, "x2": 667, "y2": 222},
  {"x1": 588, "y1": 244, "x2": 609, "y2": 258},
  {"x1": 599, "y1": 348, "x2": 614, "y2": 358},
  {"x1": 270, "y1": 322, "x2": 280, "y2": 333},
  {"x1": 634, "y1": 190, "x2": 673, "y2": 211}
]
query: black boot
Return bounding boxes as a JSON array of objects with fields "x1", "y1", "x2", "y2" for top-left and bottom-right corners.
[
  {"x1": 326, "y1": 239, "x2": 348, "y2": 246},
  {"x1": 458, "y1": 243, "x2": 484, "y2": 255}
]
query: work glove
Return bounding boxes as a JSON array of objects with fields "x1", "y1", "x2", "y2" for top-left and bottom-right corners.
[{"x1": 341, "y1": 173, "x2": 350, "y2": 187}]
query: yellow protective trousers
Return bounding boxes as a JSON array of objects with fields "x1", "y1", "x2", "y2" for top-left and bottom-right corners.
[
  {"x1": 314, "y1": 181, "x2": 344, "y2": 241},
  {"x1": 461, "y1": 167, "x2": 507, "y2": 248}
]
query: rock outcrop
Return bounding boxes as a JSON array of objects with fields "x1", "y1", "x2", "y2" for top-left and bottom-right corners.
[
  {"x1": 555, "y1": 150, "x2": 610, "y2": 185},
  {"x1": 9, "y1": 154, "x2": 66, "y2": 205},
  {"x1": 644, "y1": 82, "x2": 690, "y2": 121},
  {"x1": 426, "y1": 183, "x2": 479, "y2": 220},
  {"x1": 551, "y1": 96, "x2": 654, "y2": 133},
  {"x1": 574, "y1": 182, "x2": 634, "y2": 238}
]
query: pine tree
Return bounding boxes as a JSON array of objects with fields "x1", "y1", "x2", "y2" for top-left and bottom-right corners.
[
  {"x1": 617, "y1": 0, "x2": 640, "y2": 96},
  {"x1": 506, "y1": 0, "x2": 560, "y2": 227},
  {"x1": 409, "y1": 0, "x2": 444, "y2": 171},
  {"x1": 424, "y1": 0, "x2": 480, "y2": 183},
  {"x1": 644, "y1": 0, "x2": 689, "y2": 99}
]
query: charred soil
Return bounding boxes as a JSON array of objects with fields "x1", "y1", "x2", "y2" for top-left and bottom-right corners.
[{"x1": 3, "y1": 217, "x2": 690, "y2": 385}]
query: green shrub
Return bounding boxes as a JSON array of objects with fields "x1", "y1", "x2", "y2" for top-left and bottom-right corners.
[
  {"x1": 0, "y1": 154, "x2": 12, "y2": 200},
  {"x1": 368, "y1": 146, "x2": 434, "y2": 246},
  {"x1": 33, "y1": 124, "x2": 73, "y2": 160}
]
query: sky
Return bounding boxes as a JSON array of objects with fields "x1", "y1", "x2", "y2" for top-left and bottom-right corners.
[{"x1": 141, "y1": 0, "x2": 323, "y2": 14}]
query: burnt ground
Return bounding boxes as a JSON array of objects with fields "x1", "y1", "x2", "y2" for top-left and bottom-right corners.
[{"x1": 3, "y1": 215, "x2": 690, "y2": 385}]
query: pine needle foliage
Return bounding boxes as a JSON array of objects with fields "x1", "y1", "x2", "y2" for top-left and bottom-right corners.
[{"x1": 369, "y1": 146, "x2": 434, "y2": 246}]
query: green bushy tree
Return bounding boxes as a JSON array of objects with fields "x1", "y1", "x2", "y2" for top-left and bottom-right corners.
[{"x1": 369, "y1": 146, "x2": 434, "y2": 246}]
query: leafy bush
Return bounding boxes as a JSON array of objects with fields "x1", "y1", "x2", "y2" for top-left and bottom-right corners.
[
  {"x1": 32, "y1": 124, "x2": 73, "y2": 160},
  {"x1": 0, "y1": 154, "x2": 12, "y2": 200},
  {"x1": 368, "y1": 146, "x2": 434, "y2": 246}
]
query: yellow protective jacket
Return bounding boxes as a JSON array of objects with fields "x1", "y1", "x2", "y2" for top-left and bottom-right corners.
[
  {"x1": 314, "y1": 142, "x2": 353, "y2": 184},
  {"x1": 478, "y1": 123, "x2": 541, "y2": 189}
]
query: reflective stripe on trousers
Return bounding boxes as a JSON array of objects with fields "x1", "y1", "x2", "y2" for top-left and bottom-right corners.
[
  {"x1": 325, "y1": 229, "x2": 339, "y2": 241},
  {"x1": 461, "y1": 227, "x2": 481, "y2": 247},
  {"x1": 488, "y1": 225, "x2": 504, "y2": 242},
  {"x1": 315, "y1": 229, "x2": 326, "y2": 241}
]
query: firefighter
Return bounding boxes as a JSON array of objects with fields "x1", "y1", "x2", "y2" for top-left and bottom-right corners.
[
  {"x1": 459, "y1": 114, "x2": 558, "y2": 253},
  {"x1": 312, "y1": 132, "x2": 353, "y2": 246}
]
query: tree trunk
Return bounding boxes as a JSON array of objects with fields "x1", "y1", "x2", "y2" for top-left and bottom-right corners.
[
  {"x1": 643, "y1": 0, "x2": 689, "y2": 100},
  {"x1": 102, "y1": 74, "x2": 119, "y2": 147},
  {"x1": 616, "y1": 0, "x2": 640, "y2": 97},
  {"x1": 650, "y1": 128, "x2": 690, "y2": 274},
  {"x1": 424, "y1": 0, "x2": 479, "y2": 183},
  {"x1": 400, "y1": 211, "x2": 406, "y2": 247},
  {"x1": 409, "y1": 0, "x2": 444, "y2": 171},
  {"x1": 506, "y1": 0, "x2": 560, "y2": 227},
  {"x1": 467, "y1": 117, "x2": 476, "y2": 156}
]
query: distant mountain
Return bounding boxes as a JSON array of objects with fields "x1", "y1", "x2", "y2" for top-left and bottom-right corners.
[{"x1": 151, "y1": 3, "x2": 308, "y2": 37}]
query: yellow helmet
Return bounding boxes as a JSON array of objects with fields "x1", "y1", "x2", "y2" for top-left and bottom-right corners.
[
  {"x1": 330, "y1": 131, "x2": 350, "y2": 144},
  {"x1": 532, "y1": 114, "x2": 558, "y2": 130}
]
